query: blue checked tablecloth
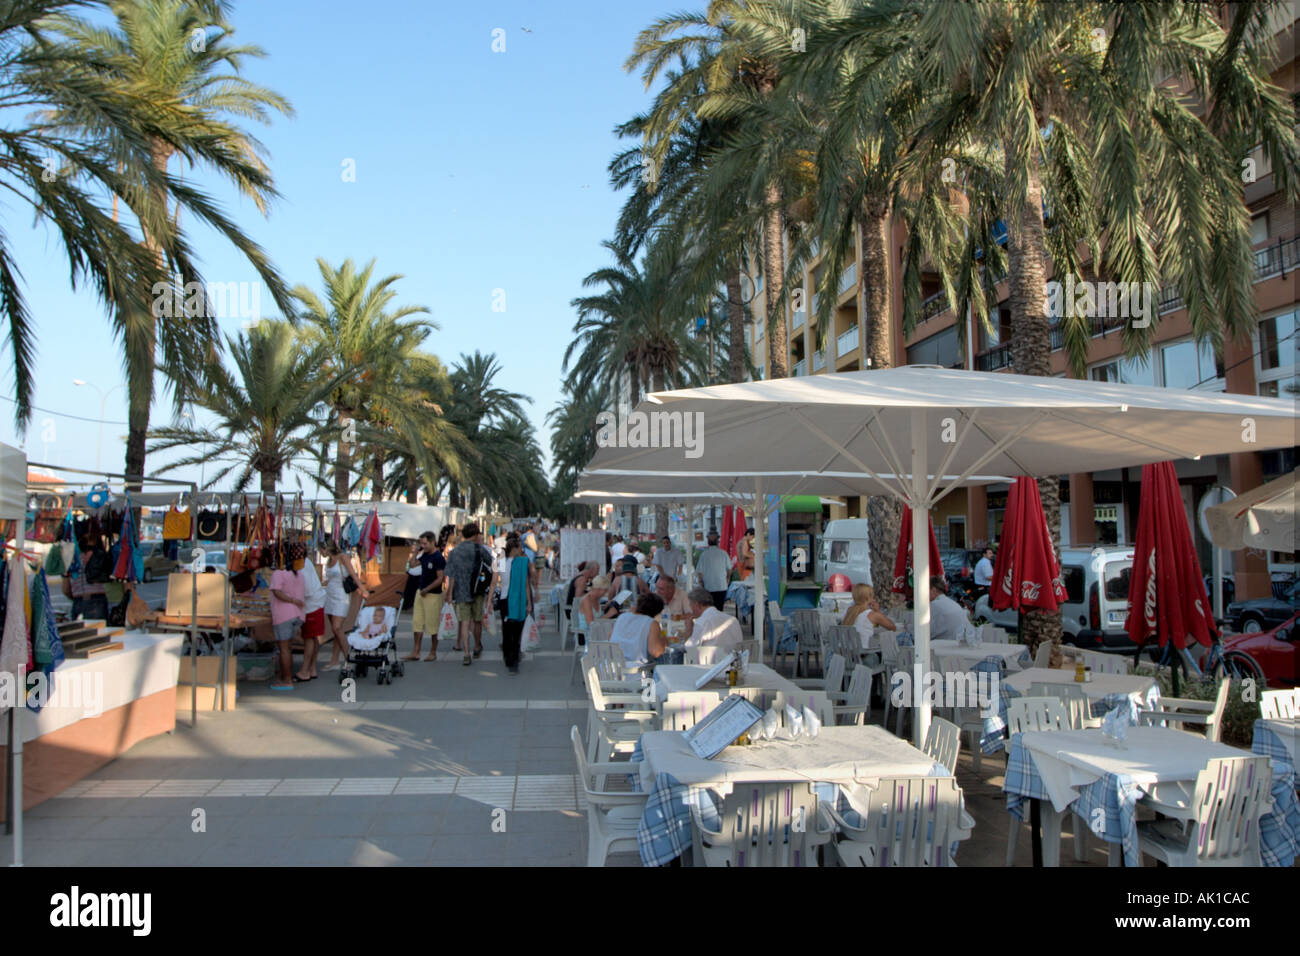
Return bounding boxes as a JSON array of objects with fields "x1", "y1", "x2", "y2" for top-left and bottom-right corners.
[
  {"x1": 634, "y1": 771, "x2": 867, "y2": 867},
  {"x1": 1003, "y1": 732, "x2": 1300, "y2": 867},
  {"x1": 726, "y1": 581, "x2": 754, "y2": 623},
  {"x1": 981, "y1": 683, "x2": 1160, "y2": 755},
  {"x1": 1252, "y1": 719, "x2": 1297, "y2": 778}
]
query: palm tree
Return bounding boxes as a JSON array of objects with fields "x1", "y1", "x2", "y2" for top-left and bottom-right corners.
[
  {"x1": 445, "y1": 351, "x2": 538, "y2": 512},
  {"x1": 146, "y1": 320, "x2": 340, "y2": 494},
  {"x1": 42, "y1": 0, "x2": 295, "y2": 483},
  {"x1": 626, "y1": 0, "x2": 797, "y2": 379},
  {"x1": 293, "y1": 258, "x2": 449, "y2": 502}
]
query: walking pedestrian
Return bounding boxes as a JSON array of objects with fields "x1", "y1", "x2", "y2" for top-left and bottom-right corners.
[
  {"x1": 499, "y1": 537, "x2": 535, "y2": 674},
  {"x1": 405, "y1": 530, "x2": 445, "y2": 661},
  {"x1": 695, "y1": 531, "x2": 732, "y2": 611},
  {"x1": 321, "y1": 540, "x2": 367, "y2": 671},
  {"x1": 446, "y1": 522, "x2": 494, "y2": 666}
]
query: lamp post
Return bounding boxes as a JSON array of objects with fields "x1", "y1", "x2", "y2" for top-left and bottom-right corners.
[{"x1": 72, "y1": 379, "x2": 125, "y2": 473}]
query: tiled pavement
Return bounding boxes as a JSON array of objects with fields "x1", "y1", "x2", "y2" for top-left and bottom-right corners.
[{"x1": 2, "y1": 601, "x2": 1115, "y2": 866}]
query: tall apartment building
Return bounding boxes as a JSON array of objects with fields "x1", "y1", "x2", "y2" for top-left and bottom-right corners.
[{"x1": 744, "y1": 12, "x2": 1296, "y2": 601}]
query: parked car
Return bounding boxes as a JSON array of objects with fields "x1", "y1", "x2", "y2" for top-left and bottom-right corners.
[
  {"x1": 974, "y1": 546, "x2": 1136, "y2": 651},
  {"x1": 139, "y1": 541, "x2": 179, "y2": 582},
  {"x1": 175, "y1": 549, "x2": 229, "y2": 575},
  {"x1": 1225, "y1": 579, "x2": 1300, "y2": 633},
  {"x1": 1220, "y1": 612, "x2": 1298, "y2": 686}
]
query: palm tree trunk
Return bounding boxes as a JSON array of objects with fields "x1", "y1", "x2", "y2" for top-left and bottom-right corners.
[
  {"x1": 260, "y1": 468, "x2": 277, "y2": 497},
  {"x1": 763, "y1": 182, "x2": 789, "y2": 378},
  {"x1": 370, "y1": 450, "x2": 384, "y2": 502},
  {"x1": 125, "y1": 138, "x2": 173, "y2": 489},
  {"x1": 334, "y1": 406, "x2": 352, "y2": 502},
  {"x1": 725, "y1": 265, "x2": 745, "y2": 383},
  {"x1": 859, "y1": 198, "x2": 904, "y2": 605},
  {"x1": 406, "y1": 469, "x2": 419, "y2": 503},
  {"x1": 1005, "y1": 140, "x2": 1062, "y2": 660}
]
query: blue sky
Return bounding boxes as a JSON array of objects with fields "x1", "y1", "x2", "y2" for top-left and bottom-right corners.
[{"x1": 2, "y1": 0, "x2": 668, "y2": 488}]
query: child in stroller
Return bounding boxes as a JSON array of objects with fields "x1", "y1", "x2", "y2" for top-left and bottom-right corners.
[{"x1": 341, "y1": 604, "x2": 404, "y2": 685}]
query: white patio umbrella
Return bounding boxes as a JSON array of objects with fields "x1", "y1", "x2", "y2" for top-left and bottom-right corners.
[
  {"x1": 1204, "y1": 468, "x2": 1297, "y2": 553},
  {"x1": 582, "y1": 366, "x2": 1299, "y2": 746}
]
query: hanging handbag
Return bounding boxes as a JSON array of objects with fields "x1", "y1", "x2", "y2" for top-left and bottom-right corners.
[
  {"x1": 86, "y1": 482, "x2": 110, "y2": 509},
  {"x1": 162, "y1": 494, "x2": 191, "y2": 540},
  {"x1": 196, "y1": 494, "x2": 227, "y2": 542}
]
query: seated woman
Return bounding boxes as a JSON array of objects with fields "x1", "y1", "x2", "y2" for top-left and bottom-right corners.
[
  {"x1": 575, "y1": 574, "x2": 617, "y2": 644},
  {"x1": 841, "y1": 583, "x2": 896, "y2": 651},
  {"x1": 609, "y1": 592, "x2": 678, "y2": 670}
]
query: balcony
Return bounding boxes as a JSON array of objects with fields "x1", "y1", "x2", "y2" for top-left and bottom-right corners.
[
  {"x1": 1256, "y1": 235, "x2": 1298, "y2": 281},
  {"x1": 921, "y1": 289, "x2": 951, "y2": 321},
  {"x1": 812, "y1": 350, "x2": 826, "y2": 372},
  {"x1": 792, "y1": 309, "x2": 805, "y2": 331},
  {"x1": 838, "y1": 263, "x2": 858, "y2": 296},
  {"x1": 837, "y1": 324, "x2": 860, "y2": 358},
  {"x1": 975, "y1": 343, "x2": 1013, "y2": 372},
  {"x1": 811, "y1": 293, "x2": 820, "y2": 318},
  {"x1": 793, "y1": 358, "x2": 807, "y2": 377}
]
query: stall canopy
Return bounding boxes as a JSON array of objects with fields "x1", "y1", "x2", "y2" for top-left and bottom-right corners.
[
  {"x1": 1204, "y1": 468, "x2": 1297, "y2": 553},
  {"x1": 580, "y1": 366, "x2": 1299, "y2": 746}
]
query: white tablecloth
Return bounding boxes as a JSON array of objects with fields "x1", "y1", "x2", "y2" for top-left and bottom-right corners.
[
  {"x1": 638, "y1": 725, "x2": 941, "y2": 791},
  {"x1": 930, "y1": 640, "x2": 1026, "y2": 673},
  {"x1": 1005, "y1": 667, "x2": 1157, "y2": 703},
  {"x1": 1018, "y1": 726, "x2": 1244, "y2": 814},
  {"x1": 653, "y1": 662, "x2": 800, "y2": 700}
]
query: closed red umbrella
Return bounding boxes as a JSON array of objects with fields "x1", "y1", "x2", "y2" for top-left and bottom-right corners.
[
  {"x1": 892, "y1": 505, "x2": 942, "y2": 598},
  {"x1": 990, "y1": 477, "x2": 1067, "y2": 613},
  {"x1": 1126, "y1": 462, "x2": 1217, "y2": 651},
  {"x1": 719, "y1": 505, "x2": 735, "y2": 558}
]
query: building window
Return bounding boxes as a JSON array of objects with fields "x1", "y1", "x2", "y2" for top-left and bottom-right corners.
[
  {"x1": 1255, "y1": 308, "x2": 1298, "y2": 398},
  {"x1": 1089, "y1": 356, "x2": 1156, "y2": 387},
  {"x1": 906, "y1": 324, "x2": 961, "y2": 368},
  {"x1": 1160, "y1": 339, "x2": 1224, "y2": 391},
  {"x1": 1250, "y1": 212, "x2": 1269, "y2": 246}
]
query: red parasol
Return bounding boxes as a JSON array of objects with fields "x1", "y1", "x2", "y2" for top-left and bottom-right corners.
[
  {"x1": 719, "y1": 505, "x2": 735, "y2": 558},
  {"x1": 989, "y1": 477, "x2": 1067, "y2": 613},
  {"x1": 1126, "y1": 462, "x2": 1217, "y2": 650},
  {"x1": 892, "y1": 505, "x2": 942, "y2": 598}
]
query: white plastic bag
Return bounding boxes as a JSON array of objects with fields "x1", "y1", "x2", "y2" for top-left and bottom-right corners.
[
  {"x1": 437, "y1": 604, "x2": 458, "y2": 641},
  {"x1": 523, "y1": 613, "x2": 542, "y2": 651}
]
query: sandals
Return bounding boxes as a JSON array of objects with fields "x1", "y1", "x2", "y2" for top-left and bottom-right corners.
[{"x1": 462, "y1": 655, "x2": 472, "y2": 666}]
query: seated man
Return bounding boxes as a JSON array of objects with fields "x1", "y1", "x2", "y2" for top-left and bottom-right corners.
[
  {"x1": 927, "y1": 576, "x2": 970, "y2": 642},
  {"x1": 684, "y1": 587, "x2": 742, "y2": 655},
  {"x1": 655, "y1": 573, "x2": 691, "y2": 617}
]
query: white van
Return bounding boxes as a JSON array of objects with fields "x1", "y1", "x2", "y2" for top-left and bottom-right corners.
[
  {"x1": 974, "y1": 546, "x2": 1136, "y2": 651},
  {"x1": 818, "y1": 519, "x2": 871, "y2": 588}
]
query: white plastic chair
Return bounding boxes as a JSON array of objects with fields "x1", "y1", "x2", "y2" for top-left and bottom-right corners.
[
  {"x1": 828, "y1": 666, "x2": 873, "y2": 726},
  {"x1": 878, "y1": 631, "x2": 903, "y2": 730},
  {"x1": 1137, "y1": 678, "x2": 1230, "y2": 743},
  {"x1": 1003, "y1": 696, "x2": 1084, "y2": 865},
  {"x1": 583, "y1": 663, "x2": 658, "y2": 766},
  {"x1": 923, "y1": 716, "x2": 962, "y2": 774},
  {"x1": 823, "y1": 624, "x2": 862, "y2": 671},
  {"x1": 1260, "y1": 689, "x2": 1298, "y2": 720},
  {"x1": 790, "y1": 609, "x2": 824, "y2": 677},
  {"x1": 690, "y1": 781, "x2": 826, "y2": 867},
  {"x1": 768, "y1": 600, "x2": 790, "y2": 670},
  {"x1": 570, "y1": 726, "x2": 647, "y2": 866},
  {"x1": 737, "y1": 639, "x2": 762, "y2": 666},
  {"x1": 685, "y1": 645, "x2": 728, "y2": 667},
  {"x1": 660, "y1": 691, "x2": 722, "y2": 731},
  {"x1": 886, "y1": 647, "x2": 914, "y2": 738},
  {"x1": 1005, "y1": 696, "x2": 1071, "y2": 734},
  {"x1": 774, "y1": 690, "x2": 836, "y2": 727},
  {"x1": 793, "y1": 653, "x2": 846, "y2": 695},
  {"x1": 1028, "y1": 682, "x2": 1101, "y2": 730},
  {"x1": 1033, "y1": 642, "x2": 1053, "y2": 669},
  {"x1": 1079, "y1": 648, "x2": 1131, "y2": 675},
  {"x1": 1137, "y1": 756, "x2": 1271, "y2": 867},
  {"x1": 825, "y1": 776, "x2": 972, "y2": 867}
]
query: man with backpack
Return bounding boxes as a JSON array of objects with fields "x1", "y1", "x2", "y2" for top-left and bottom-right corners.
[{"x1": 446, "y1": 522, "x2": 494, "y2": 666}]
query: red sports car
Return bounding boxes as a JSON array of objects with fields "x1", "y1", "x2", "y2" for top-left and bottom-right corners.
[{"x1": 1222, "y1": 612, "x2": 1299, "y2": 687}]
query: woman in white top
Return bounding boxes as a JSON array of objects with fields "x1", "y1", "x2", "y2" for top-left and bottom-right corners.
[
  {"x1": 576, "y1": 574, "x2": 617, "y2": 645},
  {"x1": 609, "y1": 593, "x2": 667, "y2": 670},
  {"x1": 322, "y1": 541, "x2": 367, "y2": 670},
  {"x1": 841, "y1": 583, "x2": 896, "y2": 651}
]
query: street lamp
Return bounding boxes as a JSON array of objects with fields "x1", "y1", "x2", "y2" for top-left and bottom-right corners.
[{"x1": 72, "y1": 379, "x2": 125, "y2": 473}]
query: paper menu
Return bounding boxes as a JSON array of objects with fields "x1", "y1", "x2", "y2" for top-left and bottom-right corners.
[
  {"x1": 693, "y1": 652, "x2": 737, "y2": 689},
  {"x1": 682, "y1": 695, "x2": 765, "y2": 759}
]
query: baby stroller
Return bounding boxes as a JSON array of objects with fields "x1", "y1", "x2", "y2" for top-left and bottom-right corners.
[{"x1": 341, "y1": 604, "x2": 404, "y2": 685}]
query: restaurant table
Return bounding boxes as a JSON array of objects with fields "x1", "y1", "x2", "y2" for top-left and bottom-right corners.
[
  {"x1": 819, "y1": 592, "x2": 854, "y2": 615},
  {"x1": 981, "y1": 668, "x2": 1161, "y2": 754},
  {"x1": 1003, "y1": 726, "x2": 1300, "y2": 867},
  {"x1": 634, "y1": 725, "x2": 945, "y2": 866},
  {"x1": 653, "y1": 663, "x2": 801, "y2": 701},
  {"x1": 930, "y1": 640, "x2": 1029, "y2": 674},
  {"x1": 1253, "y1": 717, "x2": 1298, "y2": 775}
]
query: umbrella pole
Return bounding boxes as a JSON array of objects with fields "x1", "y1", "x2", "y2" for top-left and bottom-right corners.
[
  {"x1": 753, "y1": 488, "x2": 766, "y2": 659},
  {"x1": 911, "y1": 410, "x2": 931, "y2": 749}
]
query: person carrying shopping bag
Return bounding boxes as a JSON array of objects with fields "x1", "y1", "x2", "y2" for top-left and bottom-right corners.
[{"x1": 500, "y1": 537, "x2": 532, "y2": 675}]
